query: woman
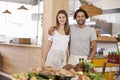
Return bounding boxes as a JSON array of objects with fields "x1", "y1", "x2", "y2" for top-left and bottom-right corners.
[{"x1": 45, "y1": 10, "x2": 70, "y2": 69}]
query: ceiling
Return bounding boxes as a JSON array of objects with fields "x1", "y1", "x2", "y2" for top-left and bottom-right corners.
[
  {"x1": 0, "y1": 0, "x2": 101, "y2": 16},
  {"x1": 1, "y1": 0, "x2": 120, "y2": 11},
  {"x1": 0, "y1": 0, "x2": 38, "y2": 5},
  {"x1": 0, "y1": 0, "x2": 97, "y2": 7},
  {"x1": 0, "y1": 0, "x2": 91, "y2": 6}
]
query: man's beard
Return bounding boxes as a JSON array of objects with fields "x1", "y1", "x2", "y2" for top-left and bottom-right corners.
[{"x1": 77, "y1": 20, "x2": 85, "y2": 25}]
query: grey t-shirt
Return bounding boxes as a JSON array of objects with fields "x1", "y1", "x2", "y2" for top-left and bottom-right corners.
[{"x1": 70, "y1": 24, "x2": 97, "y2": 56}]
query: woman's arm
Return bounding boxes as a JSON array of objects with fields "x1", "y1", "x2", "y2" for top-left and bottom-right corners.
[
  {"x1": 45, "y1": 41, "x2": 52, "y2": 59},
  {"x1": 43, "y1": 41, "x2": 52, "y2": 66}
]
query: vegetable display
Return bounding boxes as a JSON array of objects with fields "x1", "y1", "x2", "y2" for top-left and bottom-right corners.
[{"x1": 12, "y1": 60, "x2": 105, "y2": 80}]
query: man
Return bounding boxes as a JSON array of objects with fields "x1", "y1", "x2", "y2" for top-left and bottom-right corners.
[
  {"x1": 49, "y1": 8, "x2": 97, "y2": 65},
  {"x1": 68, "y1": 8, "x2": 97, "y2": 65}
]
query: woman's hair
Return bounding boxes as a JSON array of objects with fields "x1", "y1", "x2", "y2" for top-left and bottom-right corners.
[
  {"x1": 56, "y1": 10, "x2": 69, "y2": 35},
  {"x1": 73, "y1": 8, "x2": 89, "y2": 19}
]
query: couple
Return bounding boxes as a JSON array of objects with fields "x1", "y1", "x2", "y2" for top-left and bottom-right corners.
[{"x1": 45, "y1": 8, "x2": 97, "y2": 69}]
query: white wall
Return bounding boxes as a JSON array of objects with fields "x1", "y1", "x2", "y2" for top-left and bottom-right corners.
[
  {"x1": 90, "y1": 0, "x2": 120, "y2": 23},
  {"x1": 112, "y1": 23, "x2": 120, "y2": 36},
  {"x1": 89, "y1": 0, "x2": 120, "y2": 37},
  {"x1": 89, "y1": 0, "x2": 120, "y2": 56},
  {"x1": 91, "y1": 0, "x2": 120, "y2": 10}
]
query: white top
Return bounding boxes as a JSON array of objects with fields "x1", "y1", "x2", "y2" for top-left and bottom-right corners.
[
  {"x1": 48, "y1": 30, "x2": 69, "y2": 51},
  {"x1": 70, "y1": 24, "x2": 97, "y2": 56}
]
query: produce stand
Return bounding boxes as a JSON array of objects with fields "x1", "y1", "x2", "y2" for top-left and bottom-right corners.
[{"x1": 12, "y1": 61, "x2": 104, "y2": 80}]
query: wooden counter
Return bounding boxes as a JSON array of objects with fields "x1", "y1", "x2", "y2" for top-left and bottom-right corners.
[{"x1": 0, "y1": 43, "x2": 44, "y2": 74}]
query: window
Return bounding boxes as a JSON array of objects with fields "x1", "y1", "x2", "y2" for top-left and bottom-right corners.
[{"x1": 0, "y1": 1, "x2": 43, "y2": 46}]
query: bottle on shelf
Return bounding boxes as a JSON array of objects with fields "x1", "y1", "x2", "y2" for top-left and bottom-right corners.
[
  {"x1": 107, "y1": 51, "x2": 111, "y2": 63},
  {"x1": 111, "y1": 51, "x2": 116, "y2": 63},
  {"x1": 117, "y1": 52, "x2": 120, "y2": 64},
  {"x1": 115, "y1": 51, "x2": 118, "y2": 64},
  {"x1": 79, "y1": 58, "x2": 82, "y2": 64},
  {"x1": 81, "y1": 58, "x2": 84, "y2": 64}
]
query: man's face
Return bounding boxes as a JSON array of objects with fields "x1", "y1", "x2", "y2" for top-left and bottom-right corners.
[{"x1": 76, "y1": 12, "x2": 86, "y2": 25}]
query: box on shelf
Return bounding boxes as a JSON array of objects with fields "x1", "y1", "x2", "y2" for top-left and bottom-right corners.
[{"x1": 11, "y1": 38, "x2": 31, "y2": 44}]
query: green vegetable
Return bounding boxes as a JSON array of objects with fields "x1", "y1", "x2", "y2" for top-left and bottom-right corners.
[
  {"x1": 12, "y1": 73, "x2": 28, "y2": 79},
  {"x1": 39, "y1": 73, "x2": 51, "y2": 79},
  {"x1": 77, "y1": 61, "x2": 104, "y2": 80},
  {"x1": 28, "y1": 72, "x2": 52, "y2": 80}
]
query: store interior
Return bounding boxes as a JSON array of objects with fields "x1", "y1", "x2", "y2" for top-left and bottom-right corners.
[{"x1": 0, "y1": 0, "x2": 120, "y2": 80}]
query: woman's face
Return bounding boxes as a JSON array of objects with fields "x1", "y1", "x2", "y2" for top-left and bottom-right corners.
[{"x1": 57, "y1": 13, "x2": 66, "y2": 25}]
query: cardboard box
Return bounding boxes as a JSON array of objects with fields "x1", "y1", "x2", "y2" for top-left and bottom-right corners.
[{"x1": 12, "y1": 38, "x2": 31, "y2": 44}]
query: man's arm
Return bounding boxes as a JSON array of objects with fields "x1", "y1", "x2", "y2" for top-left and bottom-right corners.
[
  {"x1": 88, "y1": 40, "x2": 97, "y2": 60},
  {"x1": 48, "y1": 26, "x2": 56, "y2": 35}
]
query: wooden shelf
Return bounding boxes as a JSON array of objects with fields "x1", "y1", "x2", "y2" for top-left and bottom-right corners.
[
  {"x1": 97, "y1": 40, "x2": 117, "y2": 43},
  {"x1": 105, "y1": 62, "x2": 120, "y2": 65},
  {"x1": 97, "y1": 36, "x2": 117, "y2": 42}
]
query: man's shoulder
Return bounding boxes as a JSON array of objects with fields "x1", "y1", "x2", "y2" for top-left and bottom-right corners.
[
  {"x1": 86, "y1": 26, "x2": 94, "y2": 30},
  {"x1": 70, "y1": 24, "x2": 77, "y2": 28}
]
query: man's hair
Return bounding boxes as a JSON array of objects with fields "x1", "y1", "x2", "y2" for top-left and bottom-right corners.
[{"x1": 73, "y1": 8, "x2": 89, "y2": 19}]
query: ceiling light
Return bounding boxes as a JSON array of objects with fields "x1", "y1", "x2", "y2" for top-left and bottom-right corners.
[
  {"x1": 17, "y1": 5, "x2": 28, "y2": 10},
  {"x1": 2, "y1": 9, "x2": 12, "y2": 14},
  {"x1": 80, "y1": 4, "x2": 102, "y2": 17},
  {"x1": 2, "y1": 0, "x2": 12, "y2": 14}
]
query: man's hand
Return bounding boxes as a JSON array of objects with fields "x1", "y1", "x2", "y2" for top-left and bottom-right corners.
[{"x1": 48, "y1": 27, "x2": 56, "y2": 35}]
